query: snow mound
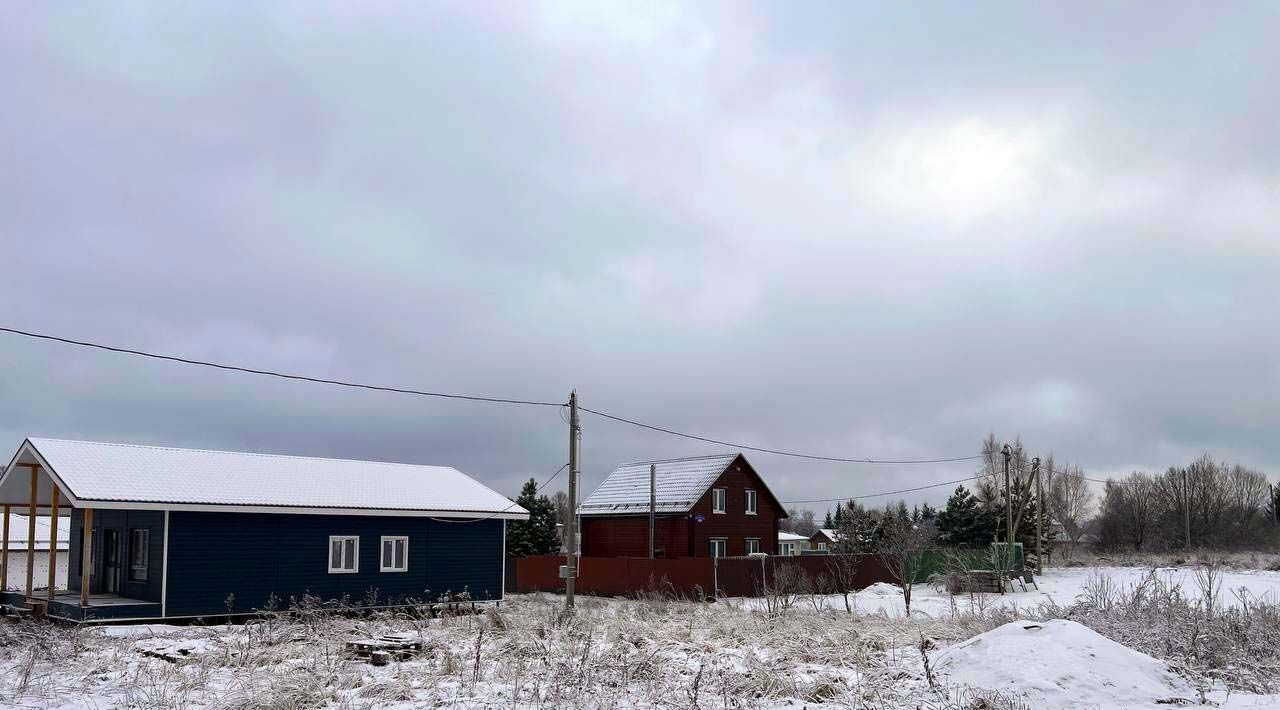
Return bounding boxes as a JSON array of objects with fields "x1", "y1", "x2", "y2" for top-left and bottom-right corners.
[
  {"x1": 931, "y1": 619, "x2": 1194, "y2": 708},
  {"x1": 860, "y1": 582, "x2": 901, "y2": 597}
]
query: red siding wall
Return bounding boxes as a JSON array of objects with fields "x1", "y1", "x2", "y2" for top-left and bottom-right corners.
[
  {"x1": 688, "y1": 459, "x2": 781, "y2": 557},
  {"x1": 579, "y1": 456, "x2": 783, "y2": 558},
  {"x1": 580, "y1": 515, "x2": 689, "y2": 558}
]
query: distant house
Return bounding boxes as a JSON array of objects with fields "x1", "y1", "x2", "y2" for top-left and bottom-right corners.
[
  {"x1": 0, "y1": 437, "x2": 527, "y2": 622},
  {"x1": 578, "y1": 453, "x2": 787, "y2": 558},
  {"x1": 809, "y1": 528, "x2": 839, "y2": 552},
  {"x1": 3, "y1": 514, "x2": 70, "y2": 591},
  {"x1": 777, "y1": 531, "x2": 809, "y2": 556}
]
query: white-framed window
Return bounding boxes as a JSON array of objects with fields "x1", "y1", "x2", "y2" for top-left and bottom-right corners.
[
  {"x1": 710, "y1": 538, "x2": 727, "y2": 558},
  {"x1": 745, "y1": 538, "x2": 761, "y2": 555},
  {"x1": 129, "y1": 528, "x2": 150, "y2": 581},
  {"x1": 380, "y1": 536, "x2": 408, "y2": 572},
  {"x1": 780, "y1": 542, "x2": 797, "y2": 556},
  {"x1": 745, "y1": 489, "x2": 757, "y2": 515},
  {"x1": 817, "y1": 542, "x2": 828, "y2": 551},
  {"x1": 329, "y1": 535, "x2": 359, "y2": 574},
  {"x1": 712, "y1": 488, "x2": 726, "y2": 514}
]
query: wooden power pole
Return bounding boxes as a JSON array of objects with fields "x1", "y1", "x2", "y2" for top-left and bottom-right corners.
[
  {"x1": 649, "y1": 464, "x2": 656, "y2": 559},
  {"x1": 1033, "y1": 457, "x2": 1042, "y2": 575},
  {"x1": 565, "y1": 390, "x2": 580, "y2": 610},
  {"x1": 1001, "y1": 444, "x2": 1013, "y2": 575},
  {"x1": 1183, "y1": 468, "x2": 1191, "y2": 551}
]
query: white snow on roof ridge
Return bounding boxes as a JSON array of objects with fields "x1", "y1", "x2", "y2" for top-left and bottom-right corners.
[
  {"x1": 11, "y1": 437, "x2": 526, "y2": 517},
  {"x1": 27, "y1": 437, "x2": 455, "y2": 470},
  {"x1": 579, "y1": 454, "x2": 739, "y2": 515},
  {"x1": 618, "y1": 453, "x2": 739, "y2": 467}
]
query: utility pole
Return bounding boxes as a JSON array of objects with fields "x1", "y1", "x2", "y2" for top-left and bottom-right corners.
[
  {"x1": 1183, "y1": 468, "x2": 1191, "y2": 551},
  {"x1": 1033, "y1": 457, "x2": 1042, "y2": 575},
  {"x1": 565, "y1": 390, "x2": 580, "y2": 610},
  {"x1": 648, "y1": 464, "x2": 656, "y2": 559},
  {"x1": 1001, "y1": 444, "x2": 1013, "y2": 574}
]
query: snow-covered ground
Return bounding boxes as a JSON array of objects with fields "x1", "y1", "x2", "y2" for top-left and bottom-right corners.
[
  {"x1": 739, "y1": 565, "x2": 1280, "y2": 617},
  {"x1": 0, "y1": 565, "x2": 1278, "y2": 709}
]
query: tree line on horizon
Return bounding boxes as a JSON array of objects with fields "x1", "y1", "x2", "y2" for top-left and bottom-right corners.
[
  {"x1": 784, "y1": 434, "x2": 1280, "y2": 559},
  {"x1": 505, "y1": 434, "x2": 1280, "y2": 559}
]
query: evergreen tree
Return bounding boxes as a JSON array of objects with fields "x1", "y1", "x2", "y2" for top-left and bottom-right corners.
[
  {"x1": 835, "y1": 501, "x2": 881, "y2": 553},
  {"x1": 823, "y1": 509, "x2": 834, "y2": 528},
  {"x1": 1268, "y1": 485, "x2": 1280, "y2": 525},
  {"x1": 911, "y1": 504, "x2": 921, "y2": 523},
  {"x1": 505, "y1": 478, "x2": 560, "y2": 557},
  {"x1": 936, "y1": 485, "x2": 997, "y2": 548},
  {"x1": 920, "y1": 502, "x2": 938, "y2": 521},
  {"x1": 894, "y1": 500, "x2": 911, "y2": 524}
]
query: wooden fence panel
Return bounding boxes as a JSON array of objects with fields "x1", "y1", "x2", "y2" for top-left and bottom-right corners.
[{"x1": 512, "y1": 555, "x2": 716, "y2": 598}]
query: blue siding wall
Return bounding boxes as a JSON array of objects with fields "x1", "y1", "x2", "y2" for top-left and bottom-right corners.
[
  {"x1": 68, "y1": 508, "x2": 165, "y2": 603},
  {"x1": 165, "y1": 512, "x2": 504, "y2": 618}
]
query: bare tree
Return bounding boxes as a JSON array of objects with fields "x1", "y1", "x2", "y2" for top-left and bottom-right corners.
[
  {"x1": 781, "y1": 507, "x2": 819, "y2": 536},
  {"x1": 976, "y1": 434, "x2": 1036, "y2": 543},
  {"x1": 825, "y1": 554, "x2": 861, "y2": 614},
  {"x1": 1047, "y1": 464, "x2": 1094, "y2": 560},
  {"x1": 793, "y1": 508, "x2": 818, "y2": 536},
  {"x1": 1097, "y1": 457, "x2": 1274, "y2": 552},
  {"x1": 876, "y1": 520, "x2": 931, "y2": 614},
  {"x1": 551, "y1": 490, "x2": 570, "y2": 551},
  {"x1": 1098, "y1": 471, "x2": 1159, "y2": 550}
]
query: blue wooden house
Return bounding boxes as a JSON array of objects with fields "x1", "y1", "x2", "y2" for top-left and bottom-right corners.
[{"x1": 0, "y1": 438, "x2": 527, "y2": 623}]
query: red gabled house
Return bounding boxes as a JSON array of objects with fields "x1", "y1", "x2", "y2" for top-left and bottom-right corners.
[{"x1": 578, "y1": 453, "x2": 787, "y2": 558}]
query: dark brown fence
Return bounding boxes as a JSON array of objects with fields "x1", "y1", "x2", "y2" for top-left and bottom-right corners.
[
  {"x1": 512, "y1": 555, "x2": 715, "y2": 597},
  {"x1": 714, "y1": 554, "x2": 897, "y2": 596},
  {"x1": 508, "y1": 554, "x2": 898, "y2": 598}
]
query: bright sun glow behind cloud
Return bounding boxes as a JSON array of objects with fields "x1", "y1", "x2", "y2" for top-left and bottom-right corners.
[{"x1": 858, "y1": 116, "x2": 1060, "y2": 224}]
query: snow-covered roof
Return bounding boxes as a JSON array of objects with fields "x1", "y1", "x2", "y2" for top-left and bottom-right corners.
[
  {"x1": 3, "y1": 514, "x2": 70, "y2": 551},
  {"x1": 812, "y1": 528, "x2": 840, "y2": 541},
  {"x1": 579, "y1": 453, "x2": 787, "y2": 517},
  {"x1": 579, "y1": 454, "x2": 738, "y2": 515},
  {"x1": 778, "y1": 531, "x2": 808, "y2": 542},
  {"x1": 0, "y1": 438, "x2": 528, "y2": 520}
]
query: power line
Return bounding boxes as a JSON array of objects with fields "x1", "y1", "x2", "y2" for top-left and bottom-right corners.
[
  {"x1": 0, "y1": 326, "x2": 565, "y2": 408},
  {"x1": 782, "y1": 475, "x2": 983, "y2": 505},
  {"x1": 579, "y1": 406, "x2": 983, "y2": 465},
  {"x1": 785, "y1": 462, "x2": 1140, "y2": 507},
  {"x1": 3, "y1": 324, "x2": 985, "y2": 467}
]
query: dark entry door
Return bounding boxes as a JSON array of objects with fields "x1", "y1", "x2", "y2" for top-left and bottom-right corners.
[{"x1": 102, "y1": 529, "x2": 121, "y2": 594}]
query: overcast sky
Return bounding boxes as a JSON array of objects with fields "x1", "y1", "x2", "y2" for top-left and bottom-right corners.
[{"x1": 2, "y1": 2, "x2": 1277, "y2": 512}]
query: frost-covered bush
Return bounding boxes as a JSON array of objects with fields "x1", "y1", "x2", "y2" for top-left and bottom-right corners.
[{"x1": 1055, "y1": 568, "x2": 1280, "y2": 694}]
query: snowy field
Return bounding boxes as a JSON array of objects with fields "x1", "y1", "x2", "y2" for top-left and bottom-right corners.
[
  {"x1": 0, "y1": 565, "x2": 1278, "y2": 709},
  {"x1": 738, "y1": 565, "x2": 1280, "y2": 617}
]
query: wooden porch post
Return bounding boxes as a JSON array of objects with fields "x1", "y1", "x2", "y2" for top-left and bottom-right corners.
[
  {"x1": 26, "y1": 466, "x2": 38, "y2": 598},
  {"x1": 80, "y1": 508, "x2": 93, "y2": 607},
  {"x1": 1, "y1": 504, "x2": 9, "y2": 592},
  {"x1": 47, "y1": 487, "x2": 59, "y2": 601}
]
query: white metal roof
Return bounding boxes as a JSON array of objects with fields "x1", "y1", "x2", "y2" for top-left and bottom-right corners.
[
  {"x1": 0, "y1": 438, "x2": 528, "y2": 520},
  {"x1": 3, "y1": 514, "x2": 70, "y2": 551},
  {"x1": 579, "y1": 454, "x2": 739, "y2": 515}
]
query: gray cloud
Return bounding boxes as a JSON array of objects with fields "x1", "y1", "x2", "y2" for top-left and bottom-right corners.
[{"x1": 2, "y1": 2, "x2": 1278, "y2": 511}]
